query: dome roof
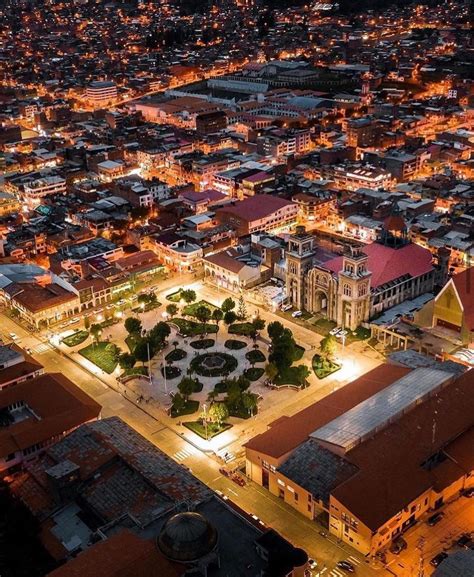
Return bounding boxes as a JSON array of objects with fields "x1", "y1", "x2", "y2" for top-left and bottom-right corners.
[{"x1": 157, "y1": 512, "x2": 218, "y2": 563}]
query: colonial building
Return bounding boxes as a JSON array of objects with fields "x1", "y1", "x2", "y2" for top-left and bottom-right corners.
[
  {"x1": 244, "y1": 364, "x2": 473, "y2": 556},
  {"x1": 286, "y1": 216, "x2": 443, "y2": 330}
]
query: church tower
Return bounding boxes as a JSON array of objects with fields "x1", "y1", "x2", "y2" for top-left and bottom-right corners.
[
  {"x1": 286, "y1": 226, "x2": 315, "y2": 311},
  {"x1": 336, "y1": 246, "x2": 372, "y2": 331}
]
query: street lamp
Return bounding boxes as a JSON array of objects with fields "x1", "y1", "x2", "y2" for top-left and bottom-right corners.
[{"x1": 202, "y1": 403, "x2": 208, "y2": 441}]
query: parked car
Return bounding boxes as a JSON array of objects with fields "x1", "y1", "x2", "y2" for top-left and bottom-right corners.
[
  {"x1": 461, "y1": 487, "x2": 474, "y2": 498},
  {"x1": 336, "y1": 560, "x2": 355, "y2": 573},
  {"x1": 456, "y1": 534, "x2": 472, "y2": 548},
  {"x1": 282, "y1": 304, "x2": 292, "y2": 312},
  {"x1": 427, "y1": 512, "x2": 444, "y2": 526},
  {"x1": 390, "y1": 537, "x2": 407, "y2": 555},
  {"x1": 292, "y1": 310, "x2": 303, "y2": 318},
  {"x1": 308, "y1": 558, "x2": 317, "y2": 569},
  {"x1": 329, "y1": 327, "x2": 341, "y2": 336},
  {"x1": 9, "y1": 332, "x2": 19, "y2": 341},
  {"x1": 336, "y1": 329, "x2": 349, "y2": 339},
  {"x1": 430, "y1": 552, "x2": 448, "y2": 567}
]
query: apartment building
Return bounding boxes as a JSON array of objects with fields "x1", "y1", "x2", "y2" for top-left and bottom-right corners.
[{"x1": 85, "y1": 81, "x2": 118, "y2": 106}]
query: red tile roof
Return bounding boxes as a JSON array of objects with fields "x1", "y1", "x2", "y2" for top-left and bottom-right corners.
[
  {"x1": 0, "y1": 373, "x2": 101, "y2": 457},
  {"x1": 324, "y1": 242, "x2": 433, "y2": 288},
  {"x1": 46, "y1": 530, "x2": 184, "y2": 577}
]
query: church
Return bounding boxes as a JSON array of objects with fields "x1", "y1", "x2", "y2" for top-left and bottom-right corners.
[{"x1": 286, "y1": 216, "x2": 449, "y2": 331}]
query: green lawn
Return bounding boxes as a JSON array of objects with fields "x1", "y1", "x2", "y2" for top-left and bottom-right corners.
[
  {"x1": 190, "y1": 339, "x2": 215, "y2": 350},
  {"x1": 125, "y1": 334, "x2": 140, "y2": 353},
  {"x1": 244, "y1": 367, "x2": 265, "y2": 381},
  {"x1": 224, "y1": 339, "x2": 247, "y2": 350},
  {"x1": 184, "y1": 420, "x2": 232, "y2": 440},
  {"x1": 166, "y1": 290, "x2": 183, "y2": 302},
  {"x1": 62, "y1": 330, "x2": 89, "y2": 347},
  {"x1": 312, "y1": 354, "x2": 341, "y2": 379},
  {"x1": 274, "y1": 365, "x2": 307, "y2": 387},
  {"x1": 346, "y1": 326, "x2": 371, "y2": 345},
  {"x1": 171, "y1": 399, "x2": 199, "y2": 418},
  {"x1": 182, "y1": 299, "x2": 218, "y2": 316},
  {"x1": 165, "y1": 348, "x2": 187, "y2": 361},
  {"x1": 121, "y1": 366, "x2": 148, "y2": 378},
  {"x1": 246, "y1": 350, "x2": 266, "y2": 364},
  {"x1": 228, "y1": 322, "x2": 255, "y2": 336},
  {"x1": 132, "y1": 301, "x2": 161, "y2": 313},
  {"x1": 292, "y1": 344, "x2": 305, "y2": 362},
  {"x1": 79, "y1": 342, "x2": 119, "y2": 374},
  {"x1": 170, "y1": 318, "x2": 218, "y2": 337},
  {"x1": 311, "y1": 318, "x2": 337, "y2": 336}
]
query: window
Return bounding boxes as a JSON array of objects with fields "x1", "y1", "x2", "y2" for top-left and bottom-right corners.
[
  {"x1": 343, "y1": 284, "x2": 352, "y2": 297},
  {"x1": 294, "y1": 493, "x2": 299, "y2": 502}
]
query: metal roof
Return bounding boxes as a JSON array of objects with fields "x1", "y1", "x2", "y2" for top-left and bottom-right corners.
[{"x1": 310, "y1": 367, "x2": 453, "y2": 452}]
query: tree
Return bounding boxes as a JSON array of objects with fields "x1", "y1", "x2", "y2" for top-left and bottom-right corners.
[
  {"x1": 195, "y1": 305, "x2": 211, "y2": 325},
  {"x1": 125, "y1": 317, "x2": 142, "y2": 336},
  {"x1": 149, "y1": 321, "x2": 171, "y2": 345},
  {"x1": 166, "y1": 303, "x2": 178, "y2": 318},
  {"x1": 207, "y1": 389, "x2": 219, "y2": 403},
  {"x1": 269, "y1": 334, "x2": 295, "y2": 371},
  {"x1": 84, "y1": 316, "x2": 91, "y2": 330},
  {"x1": 224, "y1": 310, "x2": 237, "y2": 326},
  {"x1": 90, "y1": 323, "x2": 102, "y2": 344},
  {"x1": 265, "y1": 362, "x2": 278, "y2": 383},
  {"x1": 181, "y1": 289, "x2": 196, "y2": 304},
  {"x1": 119, "y1": 352, "x2": 136, "y2": 370},
  {"x1": 221, "y1": 297, "x2": 235, "y2": 313},
  {"x1": 137, "y1": 293, "x2": 148, "y2": 308},
  {"x1": 172, "y1": 340, "x2": 179, "y2": 350},
  {"x1": 242, "y1": 392, "x2": 258, "y2": 416},
  {"x1": 237, "y1": 294, "x2": 247, "y2": 320},
  {"x1": 172, "y1": 392, "x2": 186, "y2": 415},
  {"x1": 134, "y1": 338, "x2": 151, "y2": 366},
  {"x1": 208, "y1": 402, "x2": 229, "y2": 427},
  {"x1": 295, "y1": 365, "x2": 311, "y2": 388},
  {"x1": 105, "y1": 343, "x2": 120, "y2": 362},
  {"x1": 251, "y1": 317, "x2": 265, "y2": 341},
  {"x1": 267, "y1": 321, "x2": 285, "y2": 342},
  {"x1": 178, "y1": 376, "x2": 197, "y2": 401},
  {"x1": 320, "y1": 334, "x2": 337, "y2": 361},
  {"x1": 212, "y1": 308, "x2": 223, "y2": 326}
]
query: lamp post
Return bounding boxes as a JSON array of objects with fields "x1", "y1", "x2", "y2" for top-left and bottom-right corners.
[{"x1": 203, "y1": 403, "x2": 208, "y2": 441}]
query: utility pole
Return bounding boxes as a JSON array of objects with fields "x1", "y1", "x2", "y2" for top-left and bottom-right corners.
[{"x1": 417, "y1": 536, "x2": 425, "y2": 577}]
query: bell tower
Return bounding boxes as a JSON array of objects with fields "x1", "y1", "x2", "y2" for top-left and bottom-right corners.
[
  {"x1": 337, "y1": 246, "x2": 372, "y2": 331},
  {"x1": 286, "y1": 226, "x2": 315, "y2": 311}
]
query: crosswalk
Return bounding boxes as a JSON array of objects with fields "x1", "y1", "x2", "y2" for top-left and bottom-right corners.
[
  {"x1": 216, "y1": 448, "x2": 236, "y2": 463},
  {"x1": 32, "y1": 342, "x2": 53, "y2": 354},
  {"x1": 173, "y1": 446, "x2": 197, "y2": 462}
]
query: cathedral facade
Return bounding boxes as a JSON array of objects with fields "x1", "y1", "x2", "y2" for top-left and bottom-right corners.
[{"x1": 286, "y1": 221, "x2": 445, "y2": 331}]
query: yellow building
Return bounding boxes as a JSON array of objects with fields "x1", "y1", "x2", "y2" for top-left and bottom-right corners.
[{"x1": 245, "y1": 365, "x2": 474, "y2": 556}]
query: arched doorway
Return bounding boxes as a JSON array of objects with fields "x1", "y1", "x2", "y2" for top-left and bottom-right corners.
[{"x1": 313, "y1": 290, "x2": 328, "y2": 315}]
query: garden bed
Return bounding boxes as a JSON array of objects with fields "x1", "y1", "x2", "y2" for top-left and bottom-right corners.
[
  {"x1": 166, "y1": 290, "x2": 183, "y2": 302},
  {"x1": 165, "y1": 348, "x2": 187, "y2": 361},
  {"x1": 312, "y1": 354, "x2": 341, "y2": 379},
  {"x1": 246, "y1": 350, "x2": 265, "y2": 364},
  {"x1": 121, "y1": 366, "x2": 148, "y2": 378},
  {"x1": 171, "y1": 399, "x2": 199, "y2": 418},
  {"x1": 62, "y1": 330, "x2": 89, "y2": 348},
  {"x1": 170, "y1": 318, "x2": 217, "y2": 337},
  {"x1": 182, "y1": 300, "x2": 218, "y2": 316},
  {"x1": 244, "y1": 367, "x2": 265, "y2": 381},
  {"x1": 79, "y1": 342, "x2": 119, "y2": 374},
  {"x1": 190, "y1": 339, "x2": 215, "y2": 350},
  {"x1": 161, "y1": 366, "x2": 182, "y2": 379},
  {"x1": 224, "y1": 339, "x2": 247, "y2": 350},
  {"x1": 190, "y1": 352, "x2": 238, "y2": 377},
  {"x1": 228, "y1": 323, "x2": 255, "y2": 336},
  {"x1": 274, "y1": 366, "x2": 308, "y2": 387},
  {"x1": 183, "y1": 421, "x2": 232, "y2": 440}
]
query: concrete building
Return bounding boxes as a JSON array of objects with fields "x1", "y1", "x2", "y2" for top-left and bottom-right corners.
[
  {"x1": 85, "y1": 81, "x2": 118, "y2": 106},
  {"x1": 215, "y1": 196, "x2": 297, "y2": 237},
  {"x1": 245, "y1": 364, "x2": 473, "y2": 556}
]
